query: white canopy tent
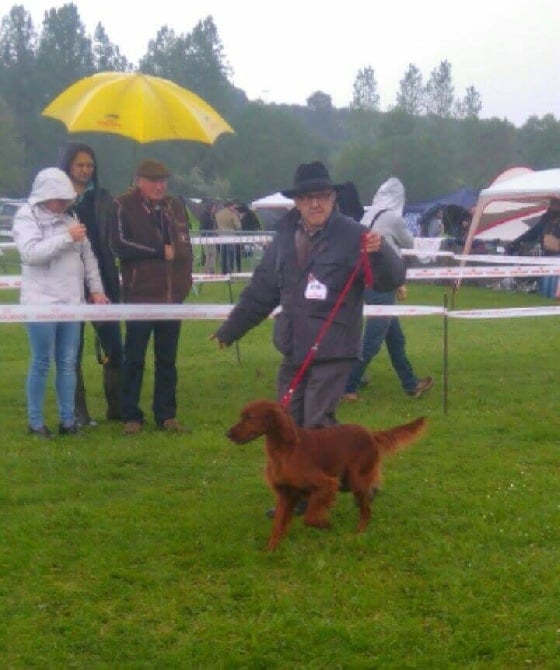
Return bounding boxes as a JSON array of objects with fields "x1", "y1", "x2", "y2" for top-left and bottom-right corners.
[
  {"x1": 463, "y1": 168, "x2": 560, "y2": 255},
  {"x1": 250, "y1": 191, "x2": 294, "y2": 210},
  {"x1": 250, "y1": 191, "x2": 294, "y2": 230}
]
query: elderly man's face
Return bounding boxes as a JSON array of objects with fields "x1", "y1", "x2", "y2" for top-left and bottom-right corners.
[
  {"x1": 137, "y1": 176, "x2": 167, "y2": 202},
  {"x1": 294, "y1": 189, "x2": 335, "y2": 230}
]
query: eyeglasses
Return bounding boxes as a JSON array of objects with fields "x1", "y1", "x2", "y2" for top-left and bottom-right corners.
[{"x1": 296, "y1": 191, "x2": 334, "y2": 204}]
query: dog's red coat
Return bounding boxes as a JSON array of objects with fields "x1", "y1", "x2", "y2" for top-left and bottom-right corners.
[{"x1": 226, "y1": 399, "x2": 426, "y2": 550}]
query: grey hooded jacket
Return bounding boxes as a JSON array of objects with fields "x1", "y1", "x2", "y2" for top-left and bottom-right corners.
[
  {"x1": 12, "y1": 167, "x2": 104, "y2": 305},
  {"x1": 361, "y1": 177, "x2": 413, "y2": 255}
]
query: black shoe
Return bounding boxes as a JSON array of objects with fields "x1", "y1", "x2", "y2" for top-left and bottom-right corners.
[
  {"x1": 59, "y1": 422, "x2": 79, "y2": 436},
  {"x1": 28, "y1": 425, "x2": 51, "y2": 438},
  {"x1": 265, "y1": 499, "x2": 308, "y2": 519}
]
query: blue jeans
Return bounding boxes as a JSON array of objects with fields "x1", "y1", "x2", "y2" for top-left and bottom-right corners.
[
  {"x1": 121, "y1": 320, "x2": 181, "y2": 425},
  {"x1": 539, "y1": 275, "x2": 558, "y2": 299},
  {"x1": 345, "y1": 288, "x2": 417, "y2": 394},
  {"x1": 25, "y1": 321, "x2": 81, "y2": 429}
]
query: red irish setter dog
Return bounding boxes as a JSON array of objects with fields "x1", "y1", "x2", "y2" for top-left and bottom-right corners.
[{"x1": 226, "y1": 399, "x2": 426, "y2": 550}]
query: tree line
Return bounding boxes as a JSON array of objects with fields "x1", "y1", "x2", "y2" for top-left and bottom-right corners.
[{"x1": 1, "y1": 3, "x2": 560, "y2": 206}]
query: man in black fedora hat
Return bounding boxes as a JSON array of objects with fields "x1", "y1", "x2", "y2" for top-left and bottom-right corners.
[{"x1": 212, "y1": 160, "x2": 405, "y2": 430}]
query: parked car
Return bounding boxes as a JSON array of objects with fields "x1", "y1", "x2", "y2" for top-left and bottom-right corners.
[{"x1": 0, "y1": 198, "x2": 24, "y2": 238}]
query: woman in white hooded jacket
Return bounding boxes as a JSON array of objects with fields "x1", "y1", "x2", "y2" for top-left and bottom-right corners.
[{"x1": 12, "y1": 167, "x2": 108, "y2": 436}]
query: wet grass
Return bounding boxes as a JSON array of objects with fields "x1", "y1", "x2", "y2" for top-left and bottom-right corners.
[{"x1": 0, "y1": 282, "x2": 559, "y2": 668}]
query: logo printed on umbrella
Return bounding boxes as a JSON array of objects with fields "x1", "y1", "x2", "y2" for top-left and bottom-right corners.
[{"x1": 99, "y1": 113, "x2": 122, "y2": 129}]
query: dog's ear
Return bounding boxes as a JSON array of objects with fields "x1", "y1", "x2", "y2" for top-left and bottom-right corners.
[{"x1": 270, "y1": 403, "x2": 299, "y2": 445}]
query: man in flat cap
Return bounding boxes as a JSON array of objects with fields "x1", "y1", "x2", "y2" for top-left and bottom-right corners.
[{"x1": 111, "y1": 159, "x2": 193, "y2": 434}]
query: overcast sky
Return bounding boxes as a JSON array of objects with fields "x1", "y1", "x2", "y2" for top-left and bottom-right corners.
[{"x1": 15, "y1": 0, "x2": 560, "y2": 127}]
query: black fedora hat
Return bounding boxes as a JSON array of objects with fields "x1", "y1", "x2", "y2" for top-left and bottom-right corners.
[{"x1": 281, "y1": 161, "x2": 343, "y2": 198}]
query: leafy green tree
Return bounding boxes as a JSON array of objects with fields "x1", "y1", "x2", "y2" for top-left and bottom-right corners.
[
  {"x1": 35, "y1": 4, "x2": 94, "y2": 104},
  {"x1": 220, "y1": 101, "x2": 329, "y2": 201},
  {"x1": 517, "y1": 114, "x2": 560, "y2": 169},
  {"x1": 306, "y1": 91, "x2": 333, "y2": 113},
  {"x1": 92, "y1": 23, "x2": 131, "y2": 72},
  {"x1": 140, "y1": 25, "x2": 178, "y2": 77},
  {"x1": 455, "y1": 85, "x2": 482, "y2": 119},
  {"x1": 173, "y1": 165, "x2": 231, "y2": 200},
  {"x1": 0, "y1": 95, "x2": 25, "y2": 194},
  {"x1": 453, "y1": 117, "x2": 518, "y2": 188},
  {"x1": 140, "y1": 16, "x2": 237, "y2": 116},
  {"x1": 424, "y1": 59, "x2": 454, "y2": 117},
  {"x1": 395, "y1": 63, "x2": 424, "y2": 115},
  {"x1": 0, "y1": 5, "x2": 38, "y2": 134},
  {"x1": 351, "y1": 66, "x2": 380, "y2": 111}
]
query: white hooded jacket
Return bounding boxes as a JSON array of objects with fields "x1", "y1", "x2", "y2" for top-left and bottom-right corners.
[
  {"x1": 12, "y1": 167, "x2": 104, "y2": 305},
  {"x1": 360, "y1": 177, "x2": 413, "y2": 255}
]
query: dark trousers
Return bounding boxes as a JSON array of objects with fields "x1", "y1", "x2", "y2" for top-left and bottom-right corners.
[
  {"x1": 277, "y1": 358, "x2": 354, "y2": 428},
  {"x1": 75, "y1": 321, "x2": 123, "y2": 423},
  {"x1": 78, "y1": 321, "x2": 123, "y2": 369},
  {"x1": 121, "y1": 319, "x2": 181, "y2": 425},
  {"x1": 220, "y1": 244, "x2": 235, "y2": 273}
]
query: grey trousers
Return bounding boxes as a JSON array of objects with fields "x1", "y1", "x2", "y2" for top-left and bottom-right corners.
[{"x1": 277, "y1": 358, "x2": 355, "y2": 428}]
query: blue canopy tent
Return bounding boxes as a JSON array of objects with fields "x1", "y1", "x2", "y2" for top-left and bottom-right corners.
[{"x1": 404, "y1": 187, "x2": 480, "y2": 239}]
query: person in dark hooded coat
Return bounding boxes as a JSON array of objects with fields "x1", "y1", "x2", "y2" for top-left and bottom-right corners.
[
  {"x1": 336, "y1": 181, "x2": 365, "y2": 222},
  {"x1": 58, "y1": 142, "x2": 123, "y2": 424}
]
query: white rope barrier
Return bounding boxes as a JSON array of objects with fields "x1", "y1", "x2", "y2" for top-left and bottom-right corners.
[
  {"x1": 448, "y1": 305, "x2": 560, "y2": 319},
  {"x1": 2, "y1": 263, "x2": 559, "y2": 291},
  {"x1": 406, "y1": 265, "x2": 560, "y2": 279},
  {"x1": 1, "y1": 301, "x2": 560, "y2": 324}
]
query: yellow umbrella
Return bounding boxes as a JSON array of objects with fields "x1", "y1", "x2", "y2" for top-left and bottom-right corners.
[{"x1": 42, "y1": 71, "x2": 234, "y2": 144}]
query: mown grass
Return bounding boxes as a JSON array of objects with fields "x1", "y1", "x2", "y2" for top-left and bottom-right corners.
[{"x1": 1, "y1": 279, "x2": 559, "y2": 668}]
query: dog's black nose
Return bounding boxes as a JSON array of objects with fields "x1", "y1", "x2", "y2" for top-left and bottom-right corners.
[{"x1": 225, "y1": 429, "x2": 232, "y2": 439}]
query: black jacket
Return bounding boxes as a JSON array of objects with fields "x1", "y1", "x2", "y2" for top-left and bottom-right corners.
[{"x1": 216, "y1": 208, "x2": 405, "y2": 364}]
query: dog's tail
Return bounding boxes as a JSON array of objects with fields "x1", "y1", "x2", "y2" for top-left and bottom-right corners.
[{"x1": 373, "y1": 416, "x2": 427, "y2": 455}]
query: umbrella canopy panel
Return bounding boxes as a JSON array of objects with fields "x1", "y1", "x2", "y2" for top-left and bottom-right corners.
[{"x1": 42, "y1": 72, "x2": 234, "y2": 144}]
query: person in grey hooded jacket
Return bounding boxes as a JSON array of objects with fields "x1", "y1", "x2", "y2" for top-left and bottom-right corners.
[
  {"x1": 12, "y1": 167, "x2": 108, "y2": 437},
  {"x1": 343, "y1": 177, "x2": 433, "y2": 400}
]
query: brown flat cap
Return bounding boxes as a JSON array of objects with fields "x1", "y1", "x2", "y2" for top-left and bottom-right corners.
[{"x1": 136, "y1": 159, "x2": 170, "y2": 180}]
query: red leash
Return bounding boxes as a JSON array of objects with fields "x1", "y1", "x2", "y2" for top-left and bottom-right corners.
[{"x1": 280, "y1": 233, "x2": 373, "y2": 409}]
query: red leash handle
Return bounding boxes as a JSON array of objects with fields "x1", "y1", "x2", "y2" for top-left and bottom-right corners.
[{"x1": 280, "y1": 233, "x2": 373, "y2": 409}]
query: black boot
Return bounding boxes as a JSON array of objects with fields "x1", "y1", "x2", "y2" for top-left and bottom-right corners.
[
  {"x1": 103, "y1": 365, "x2": 122, "y2": 421},
  {"x1": 75, "y1": 366, "x2": 95, "y2": 427}
]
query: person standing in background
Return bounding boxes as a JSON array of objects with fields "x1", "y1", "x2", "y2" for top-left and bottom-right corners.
[
  {"x1": 12, "y1": 167, "x2": 108, "y2": 437},
  {"x1": 111, "y1": 159, "x2": 193, "y2": 435},
  {"x1": 215, "y1": 200, "x2": 241, "y2": 273},
  {"x1": 199, "y1": 199, "x2": 219, "y2": 273},
  {"x1": 336, "y1": 181, "x2": 365, "y2": 222},
  {"x1": 343, "y1": 177, "x2": 433, "y2": 401},
  {"x1": 58, "y1": 142, "x2": 123, "y2": 425}
]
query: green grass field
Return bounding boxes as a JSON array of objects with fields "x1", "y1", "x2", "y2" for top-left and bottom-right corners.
[{"x1": 1, "y1": 279, "x2": 559, "y2": 668}]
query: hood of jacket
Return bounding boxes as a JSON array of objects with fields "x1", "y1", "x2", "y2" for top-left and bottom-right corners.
[
  {"x1": 361, "y1": 177, "x2": 405, "y2": 228},
  {"x1": 28, "y1": 167, "x2": 76, "y2": 207}
]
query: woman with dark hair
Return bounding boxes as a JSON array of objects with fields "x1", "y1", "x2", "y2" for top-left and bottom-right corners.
[{"x1": 57, "y1": 142, "x2": 123, "y2": 424}]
